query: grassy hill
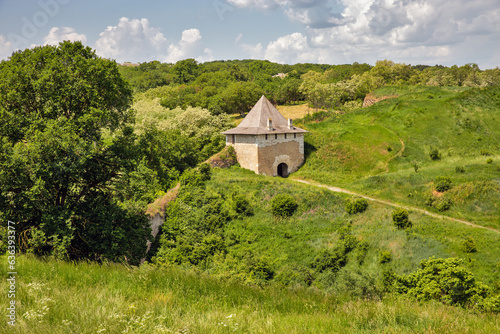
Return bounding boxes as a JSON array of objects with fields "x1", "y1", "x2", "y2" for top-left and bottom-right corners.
[
  {"x1": 4, "y1": 85, "x2": 500, "y2": 333},
  {"x1": 2, "y1": 165, "x2": 499, "y2": 333},
  {"x1": 293, "y1": 86, "x2": 500, "y2": 229}
]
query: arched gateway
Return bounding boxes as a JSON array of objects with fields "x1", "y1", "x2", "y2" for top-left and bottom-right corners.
[{"x1": 222, "y1": 96, "x2": 308, "y2": 177}]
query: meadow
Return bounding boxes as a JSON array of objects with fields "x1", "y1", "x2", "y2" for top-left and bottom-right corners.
[{"x1": 1, "y1": 253, "x2": 499, "y2": 334}]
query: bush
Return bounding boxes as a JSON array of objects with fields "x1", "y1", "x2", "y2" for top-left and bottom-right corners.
[
  {"x1": 392, "y1": 208, "x2": 412, "y2": 229},
  {"x1": 198, "y1": 163, "x2": 212, "y2": 181},
  {"x1": 486, "y1": 158, "x2": 493, "y2": 164},
  {"x1": 397, "y1": 257, "x2": 489, "y2": 307},
  {"x1": 455, "y1": 166, "x2": 465, "y2": 173},
  {"x1": 345, "y1": 197, "x2": 369, "y2": 214},
  {"x1": 379, "y1": 250, "x2": 392, "y2": 264},
  {"x1": 429, "y1": 147, "x2": 441, "y2": 161},
  {"x1": 434, "y1": 198, "x2": 452, "y2": 211},
  {"x1": 434, "y1": 176, "x2": 452, "y2": 192},
  {"x1": 270, "y1": 194, "x2": 298, "y2": 218},
  {"x1": 232, "y1": 194, "x2": 253, "y2": 216},
  {"x1": 462, "y1": 236, "x2": 477, "y2": 253}
]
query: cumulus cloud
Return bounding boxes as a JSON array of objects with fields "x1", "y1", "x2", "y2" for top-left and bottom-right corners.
[
  {"x1": 237, "y1": 0, "x2": 500, "y2": 67},
  {"x1": 95, "y1": 17, "x2": 167, "y2": 62},
  {"x1": 264, "y1": 32, "x2": 319, "y2": 63},
  {"x1": 94, "y1": 18, "x2": 212, "y2": 63},
  {"x1": 43, "y1": 27, "x2": 87, "y2": 45},
  {"x1": 165, "y1": 29, "x2": 214, "y2": 63},
  {"x1": 0, "y1": 35, "x2": 15, "y2": 60}
]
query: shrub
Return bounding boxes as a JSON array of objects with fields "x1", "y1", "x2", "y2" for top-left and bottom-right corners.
[
  {"x1": 198, "y1": 163, "x2": 212, "y2": 181},
  {"x1": 429, "y1": 147, "x2": 441, "y2": 161},
  {"x1": 455, "y1": 166, "x2": 465, "y2": 173},
  {"x1": 462, "y1": 236, "x2": 477, "y2": 253},
  {"x1": 486, "y1": 158, "x2": 493, "y2": 164},
  {"x1": 397, "y1": 257, "x2": 489, "y2": 307},
  {"x1": 232, "y1": 194, "x2": 253, "y2": 216},
  {"x1": 424, "y1": 194, "x2": 435, "y2": 207},
  {"x1": 379, "y1": 250, "x2": 392, "y2": 264},
  {"x1": 434, "y1": 198, "x2": 452, "y2": 211},
  {"x1": 392, "y1": 208, "x2": 412, "y2": 229},
  {"x1": 345, "y1": 197, "x2": 369, "y2": 214},
  {"x1": 434, "y1": 176, "x2": 452, "y2": 192},
  {"x1": 270, "y1": 194, "x2": 298, "y2": 218}
]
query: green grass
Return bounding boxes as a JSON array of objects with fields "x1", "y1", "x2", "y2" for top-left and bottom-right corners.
[
  {"x1": 1, "y1": 255, "x2": 499, "y2": 333},
  {"x1": 197, "y1": 168, "x2": 500, "y2": 287},
  {"x1": 293, "y1": 85, "x2": 500, "y2": 229}
]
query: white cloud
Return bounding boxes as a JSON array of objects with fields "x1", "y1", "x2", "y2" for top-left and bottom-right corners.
[
  {"x1": 264, "y1": 32, "x2": 318, "y2": 63},
  {"x1": 0, "y1": 35, "x2": 14, "y2": 60},
  {"x1": 165, "y1": 28, "x2": 214, "y2": 63},
  {"x1": 95, "y1": 17, "x2": 167, "y2": 62},
  {"x1": 227, "y1": 0, "x2": 287, "y2": 9},
  {"x1": 235, "y1": 0, "x2": 500, "y2": 67},
  {"x1": 43, "y1": 27, "x2": 87, "y2": 45},
  {"x1": 94, "y1": 18, "x2": 212, "y2": 63}
]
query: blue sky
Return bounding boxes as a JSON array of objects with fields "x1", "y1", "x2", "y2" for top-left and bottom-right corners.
[{"x1": 1, "y1": 0, "x2": 499, "y2": 68}]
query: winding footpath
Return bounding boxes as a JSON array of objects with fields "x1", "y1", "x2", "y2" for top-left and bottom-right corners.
[{"x1": 294, "y1": 179, "x2": 500, "y2": 234}]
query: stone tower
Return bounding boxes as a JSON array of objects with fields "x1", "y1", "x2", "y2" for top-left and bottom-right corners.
[{"x1": 221, "y1": 96, "x2": 308, "y2": 177}]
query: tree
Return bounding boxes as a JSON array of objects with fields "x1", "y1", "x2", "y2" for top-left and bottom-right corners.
[
  {"x1": 172, "y1": 58, "x2": 200, "y2": 84},
  {"x1": 220, "y1": 81, "x2": 263, "y2": 115},
  {"x1": 0, "y1": 42, "x2": 150, "y2": 264}
]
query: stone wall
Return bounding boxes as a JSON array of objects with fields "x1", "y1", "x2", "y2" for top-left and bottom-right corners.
[
  {"x1": 227, "y1": 134, "x2": 259, "y2": 174},
  {"x1": 228, "y1": 133, "x2": 305, "y2": 176}
]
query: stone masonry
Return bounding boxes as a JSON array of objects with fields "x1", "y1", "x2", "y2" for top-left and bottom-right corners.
[{"x1": 222, "y1": 96, "x2": 307, "y2": 177}]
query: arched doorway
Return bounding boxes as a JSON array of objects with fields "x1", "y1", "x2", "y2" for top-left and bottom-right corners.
[{"x1": 277, "y1": 163, "x2": 288, "y2": 177}]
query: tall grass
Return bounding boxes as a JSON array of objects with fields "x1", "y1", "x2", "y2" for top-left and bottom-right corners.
[{"x1": 1, "y1": 255, "x2": 498, "y2": 333}]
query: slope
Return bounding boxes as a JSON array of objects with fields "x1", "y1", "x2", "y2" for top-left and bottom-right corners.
[{"x1": 292, "y1": 86, "x2": 500, "y2": 229}]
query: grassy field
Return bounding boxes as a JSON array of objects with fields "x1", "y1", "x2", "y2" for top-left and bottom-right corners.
[
  {"x1": 1, "y1": 254, "x2": 499, "y2": 334},
  {"x1": 292, "y1": 86, "x2": 500, "y2": 230}
]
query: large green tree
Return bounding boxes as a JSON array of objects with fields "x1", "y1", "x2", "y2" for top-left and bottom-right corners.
[{"x1": 0, "y1": 41, "x2": 150, "y2": 264}]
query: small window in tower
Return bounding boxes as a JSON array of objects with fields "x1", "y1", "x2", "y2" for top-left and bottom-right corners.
[
  {"x1": 294, "y1": 133, "x2": 296, "y2": 138},
  {"x1": 285, "y1": 133, "x2": 287, "y2": 139},
  {"x1": 265, "y1": 134, "x2": 268, "y2": 140},
  {"x1": 275, "y1": 134, "x2": 277, "y2": 139}
]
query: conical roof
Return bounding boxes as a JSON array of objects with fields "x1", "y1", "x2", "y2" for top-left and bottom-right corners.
[{"x1": 222, "y1": 96, "x2": 308, "y2": 135}]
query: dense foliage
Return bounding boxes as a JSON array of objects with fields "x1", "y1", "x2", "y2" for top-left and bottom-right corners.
[
  {"x1": 0, "y1": 43, "x2": 230, "y2": 264},
  {"x1": 395, "y1": 257, "x2": 499, "y2": 311},
  {"x1": 119, "y1": 58, "x2": 500, "y2": 116}
]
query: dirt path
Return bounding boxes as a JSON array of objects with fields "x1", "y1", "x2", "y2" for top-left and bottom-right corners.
[{"x1": 294, "y1": 179, "x2": 500, "y2": 234}]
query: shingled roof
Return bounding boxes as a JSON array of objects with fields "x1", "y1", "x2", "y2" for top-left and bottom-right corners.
[{"x1": 222, "y1": 95, "x2": 308, "y2": 135}]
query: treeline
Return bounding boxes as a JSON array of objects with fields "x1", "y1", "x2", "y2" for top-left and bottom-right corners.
[{"x1": 120, "y1": 59, "x2": 500, "y2": 114}]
